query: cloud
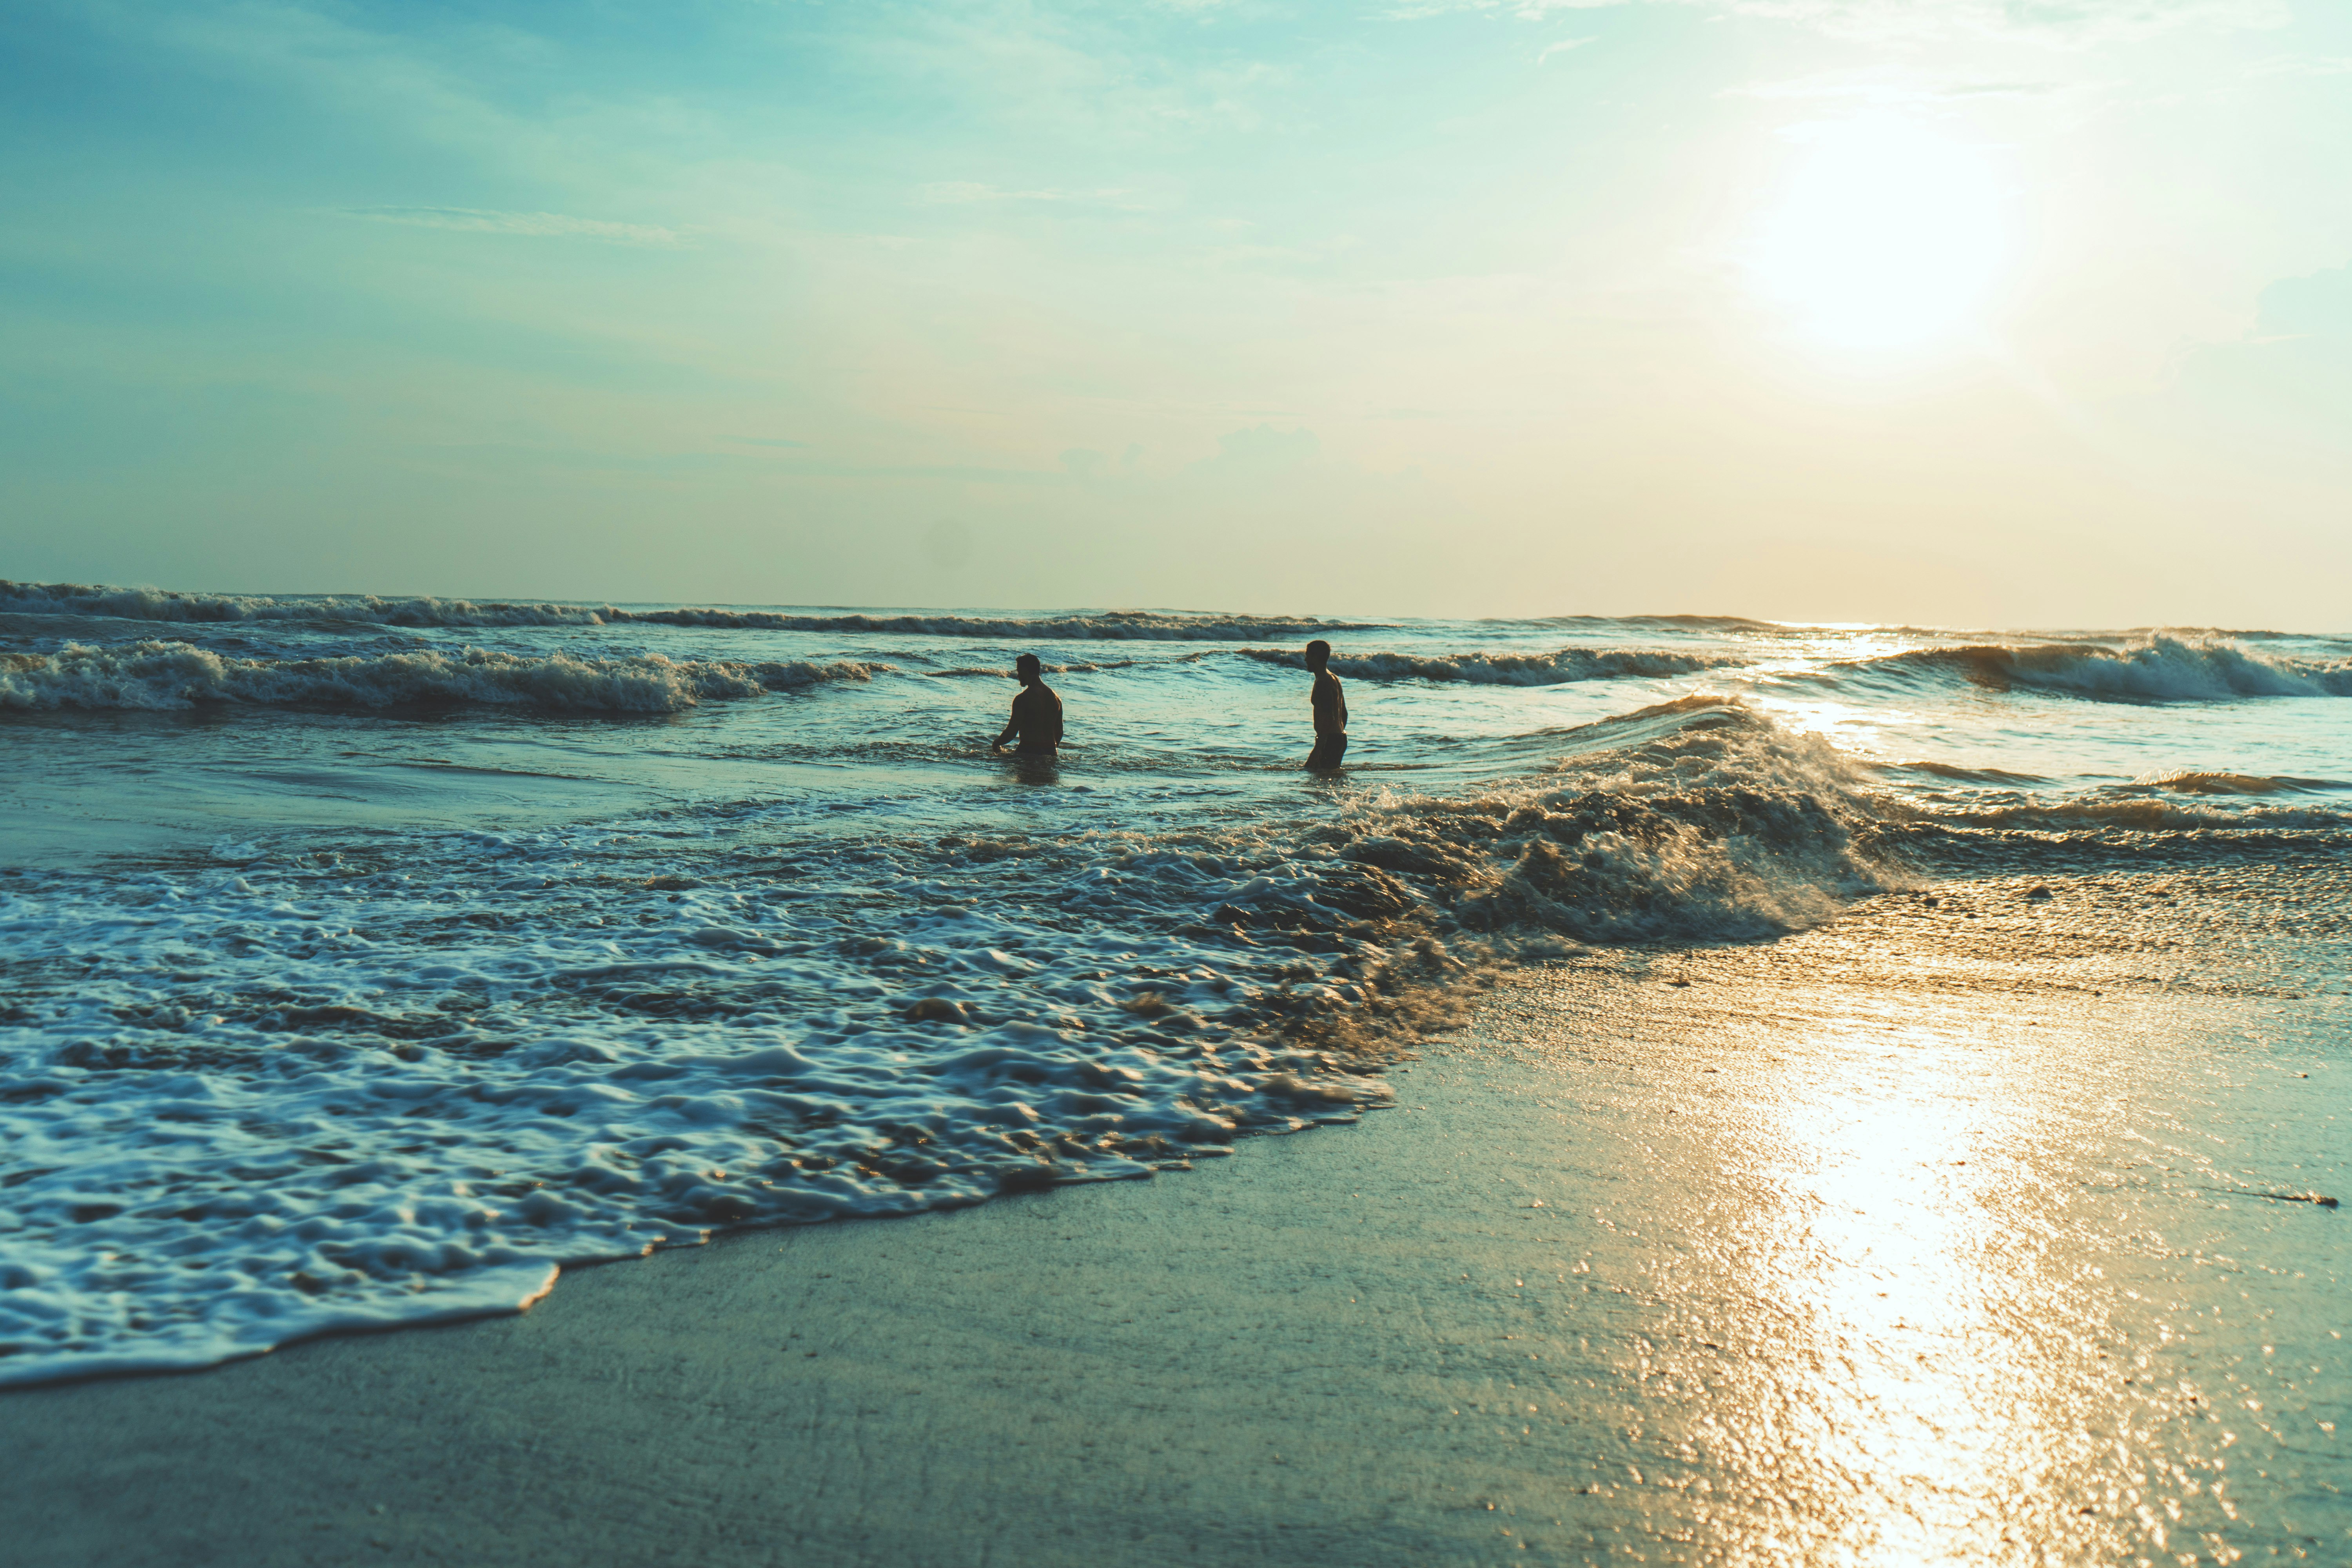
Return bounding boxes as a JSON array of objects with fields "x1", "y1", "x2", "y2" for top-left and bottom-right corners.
[
  {"x1": 1392, "y1": 0, "x2": 2287, "y2": 44},
  {"x1": 1538, "y1": 35, "x2": 1599, "y2": 60},
  {"x1": 335, "y1": 207, "x2": 683, "y2": 245},
  {"x1": 916, "y1": 182, "x2": 1143, "y2": 208},
  {"x1": 1183, "y1": 424, "x2": 1319, "y2": 481},
  {"x1": 2244, "y1": 54, "x2": 2352, "y2": 77},
  {"x1": 2174, "y1": 265, "x2": 2352, "y2": 436},
  {"x1": 1716, "y1": 0, "x2": 2284, "y2": 44},
  {"x1": 2253, "y1": 263, "x2": 2352, "y2": 341},
  {"x1": 1386, "y1": 0, "x2": 1616, "y2": 18},
  {"x1": 1728, "y1": 70, "x2": 2065, "y2": 105}
]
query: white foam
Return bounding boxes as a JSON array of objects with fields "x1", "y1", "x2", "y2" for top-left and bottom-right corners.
[
  {"x1": 1237, "y1": 646, "x2": 1744, "y2": 685},
  {"x1": 0, "y1": 825, "x2": 1399, "y2": 1383},
  {"x1": 0, "y1": 581, "x2": 1379, "y2": 642},
  {"x1": 1908, "y1": 792, "x2": 2352, "y2": 834},
  {"x1": 1338, "y1": 697, "x2": 1900, "y2": 942},
  {"x1": 1843, "y1": 635, "x2": 2352, "y2": 702},
  {"x1": 619, "y1": 608, "x2": 1381, "y2": 641},
  {"x1": 0, "y1": 698, "x2": 1894, "y2": 1385},
  {"x1": 0, "y1": 642, "x2": 888, "y2": 712},
  {"x1": 0, "y1": 581, "x2": 610, "y2": 628}
]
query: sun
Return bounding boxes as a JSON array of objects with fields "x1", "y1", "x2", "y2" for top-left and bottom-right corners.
[{"x1": 1750, "y1": 118, "x2": 2011, "y2": 352}]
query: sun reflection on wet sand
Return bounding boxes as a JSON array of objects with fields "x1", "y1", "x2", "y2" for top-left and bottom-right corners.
[
  {"x1": 1495, "y1": 873, "x2": 2349, "y2": 1565},
  {"x1": 1712, "y1": 1010, "x2": 2097, "y2": 1564}
]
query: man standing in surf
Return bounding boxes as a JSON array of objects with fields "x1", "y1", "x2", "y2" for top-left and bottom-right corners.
[
  {"x1": 993, "y1": 652, "x2": 1063, "y2": 757},
  {"x1": 1304, "y1": 639, "x2": 1347, "y2": 770}
]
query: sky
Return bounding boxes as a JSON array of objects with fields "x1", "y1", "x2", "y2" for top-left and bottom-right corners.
[{"x1": 1, "y1": 0, "x2": 2347, "y2": 627}]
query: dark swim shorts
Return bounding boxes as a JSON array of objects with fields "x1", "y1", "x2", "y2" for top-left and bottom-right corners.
[{"x1": 1306, "y1": 734, "x2": 1347, "y2": 770}]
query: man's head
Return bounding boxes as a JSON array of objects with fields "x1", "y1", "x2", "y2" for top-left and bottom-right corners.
[
  {"x1": 1304, "y1": 639, "x2": 1330, "y2": 674},
  {"x1": 1014, "y1": 652, "x2": 1044, "y2": 684}
]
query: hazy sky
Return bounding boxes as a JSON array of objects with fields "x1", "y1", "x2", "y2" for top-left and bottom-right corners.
[{"x1": 3, "y1": 0, "x2": 2347, "y2": 626}]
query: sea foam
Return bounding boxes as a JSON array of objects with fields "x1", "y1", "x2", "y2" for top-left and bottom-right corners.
[
  {"x1": 1238, "y1": 646, "x2": 1746, "y2": 686},
  {"x1": 0, "y1": 642, "x2": 887, "y2": 712},
  {"x1": 617, "y1": 608, "x2": 1380, "y2": 641},
  {"x1": 0, "y1": 581, "x2": 610, "y2": 628},
  {"x1": 1834, "y1": 635, "x2": 2352, "y2": 702},
  {"x1": 0, "y1": 582, "x2": 1377, "y2": 643},
  {"x1": 0, "y1": 697, "x2": 1891, "y2": 1385}
]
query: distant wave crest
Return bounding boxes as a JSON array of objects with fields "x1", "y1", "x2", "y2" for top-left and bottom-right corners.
[
  {"x1": 1237, "y1": 646, "x2": 1744, "y2": 686},
  {"x1": 0, "y1": 581, "x2": 1377, "y2": 642},
  {"x1": 1835, "y1": 635, "x2": 2352, "y2": 702},
  {"x1": 0, "y1": 642, "x2": 886, "y2": 712},
  {"x1": 0, "y1": 580, "x2": 611, "y2": 628},
  {"x1": 619, "y1": 608, "x2": 1378, "y2": 641}
]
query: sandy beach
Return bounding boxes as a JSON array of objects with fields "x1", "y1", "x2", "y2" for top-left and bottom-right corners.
[
  {"x1": 9, "y1": 0, "x2": 2350, "y2": 1556},
  {"x1": 5, "y1": 877, "x2": 2345, "y2": 1567}
]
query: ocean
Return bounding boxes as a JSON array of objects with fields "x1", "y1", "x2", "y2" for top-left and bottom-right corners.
[{"x1": 3, "y1": 579, "x2": 2348, "y2": 1387}]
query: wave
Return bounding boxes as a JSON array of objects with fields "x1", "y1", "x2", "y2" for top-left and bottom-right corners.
[
  {"x1": 1913, "y1": 794, "x2": 2352, "y2": 834},
  {"x1": 1311, "y1": 695, "x2": 1900, "y2": 945},
  {"x1": 0, "y1": 642, "x2": 886, "y2": 713},
  {"x1": 0, "y1": 580, "x2": 609, "y2": 628},
  {"x1": 615, "y1": 608, "x2": 1379, "y2": 641},
  {"x1": 926, "y1": 658, "x2": 1151, "y2": 678},
  {"x1": 1829, "y1": 635, "x2": 2352, "y2": 702},
  {"x1": 1236, "y1": 646, "x2": 1746, "y2": 686},
  {"x1": 0, "y1": 693, "x2": 1897, "y2": 1384},
  {"x1": 1886, "y1": 760, "x2": 2052, "y2": 786},
  {"x1": 1885, "y1": 759, "x2": 2352, "y2": 833},
  {"x1": 0, "y1": 581, "x2": 1378, "y2": 642},
  {"x1": 2133, "y1": 769, "x2": 2350, "y2": 796},
  {"x1": 1496, "y1": 613, "x2": 1783, "y2": 633}
]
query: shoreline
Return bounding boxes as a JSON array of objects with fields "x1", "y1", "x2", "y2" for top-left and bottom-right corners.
[{"x1": 4, "y1": 889, "x2": 2346, "y2": 1566}]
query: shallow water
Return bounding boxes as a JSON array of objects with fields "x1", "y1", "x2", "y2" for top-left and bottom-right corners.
[{"x1": 2, "y1": 578, "x2": 2347, "y2": 1389}]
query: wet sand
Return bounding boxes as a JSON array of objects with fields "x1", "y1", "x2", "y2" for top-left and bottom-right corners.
[{"x1": 4, "y1": 882, "x2": 2346, "y2": 1566}]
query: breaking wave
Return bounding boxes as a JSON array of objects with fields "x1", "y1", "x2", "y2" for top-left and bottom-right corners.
[
  {"x1": 0, "y1": 694, "x2": 1896, "y2": 1383},
  {"x1": 926, "y1": 657, "x2": 1161, "y2": 679},
  {"x1": 0, "y1": 581, "x2": 1377, "y2": 643},
  {"x1": 0, "y1": 642, "x2": 886, "y2": 713},
  {"x1": 1499, "y1": 613, "x2": 1782, "y2": 633},
  {"x1": 1830, "y1": 635, "x2": 2352, "y2": 702},
  {"x1": 0, "y1": 580, "x2": 608, "y2": 628},
  {"x1": 1237, "y1": 646, "x2": 1746, "y2": 686},
  {"x1": 616, "y1": 608, "x2": 1379, "y2": 641}
]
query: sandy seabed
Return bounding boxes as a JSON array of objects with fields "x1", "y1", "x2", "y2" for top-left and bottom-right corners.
[{"x1": 3, "y1": 879, "x2": 2346, "y2": 1567}]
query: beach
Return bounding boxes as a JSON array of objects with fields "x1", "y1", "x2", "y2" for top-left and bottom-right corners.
[
  {"x1": 8, "y1": 0, "x2": 2350, "y2": 1555},
  {"x1": 7, "y1": 880, "x2": 2344, "y2": 1567}
]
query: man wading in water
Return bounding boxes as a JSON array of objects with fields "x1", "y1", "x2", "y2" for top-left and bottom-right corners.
[
  {"x1": 993, "y1": 652, "x2": 1063, "y2": 757},
  {"x1": 1304, "y1": 639, "x2": 1347, "y2": 770}
]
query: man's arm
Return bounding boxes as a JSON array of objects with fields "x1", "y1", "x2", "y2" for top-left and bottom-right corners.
[{"x1": 994, "y1": 695, "x2": 1019, "y2": 750}]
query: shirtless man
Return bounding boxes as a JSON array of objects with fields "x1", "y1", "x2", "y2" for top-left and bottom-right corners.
[
  {"x1": 1304, "y1": 639, "x2": 1347, "y2": 770},
  {"x1": 993, "y1": 653, "x2": 1063, "y2": 756}
]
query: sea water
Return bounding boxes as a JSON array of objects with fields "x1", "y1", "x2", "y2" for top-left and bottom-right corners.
[{"x1": 2, "y1": 579, "x2": 2347, "y2": 1384}]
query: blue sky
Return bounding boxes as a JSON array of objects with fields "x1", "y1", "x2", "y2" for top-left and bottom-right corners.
[{"x1": 2, "y1": 0, "x2": 2347, "y2": 624}]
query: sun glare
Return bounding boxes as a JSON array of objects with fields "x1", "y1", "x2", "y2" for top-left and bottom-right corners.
[{"x1": 1751, "y1": 119, "x2": 2011, "y2": 352}]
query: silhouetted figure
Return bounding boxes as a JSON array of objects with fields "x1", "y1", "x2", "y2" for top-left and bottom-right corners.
[
  {"x1": 1304, "y1": 639, "x2": 1347, "y2": 770},
  {"x1": 994, "y1": 653, "x2": 1063, "y2": 756}
]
